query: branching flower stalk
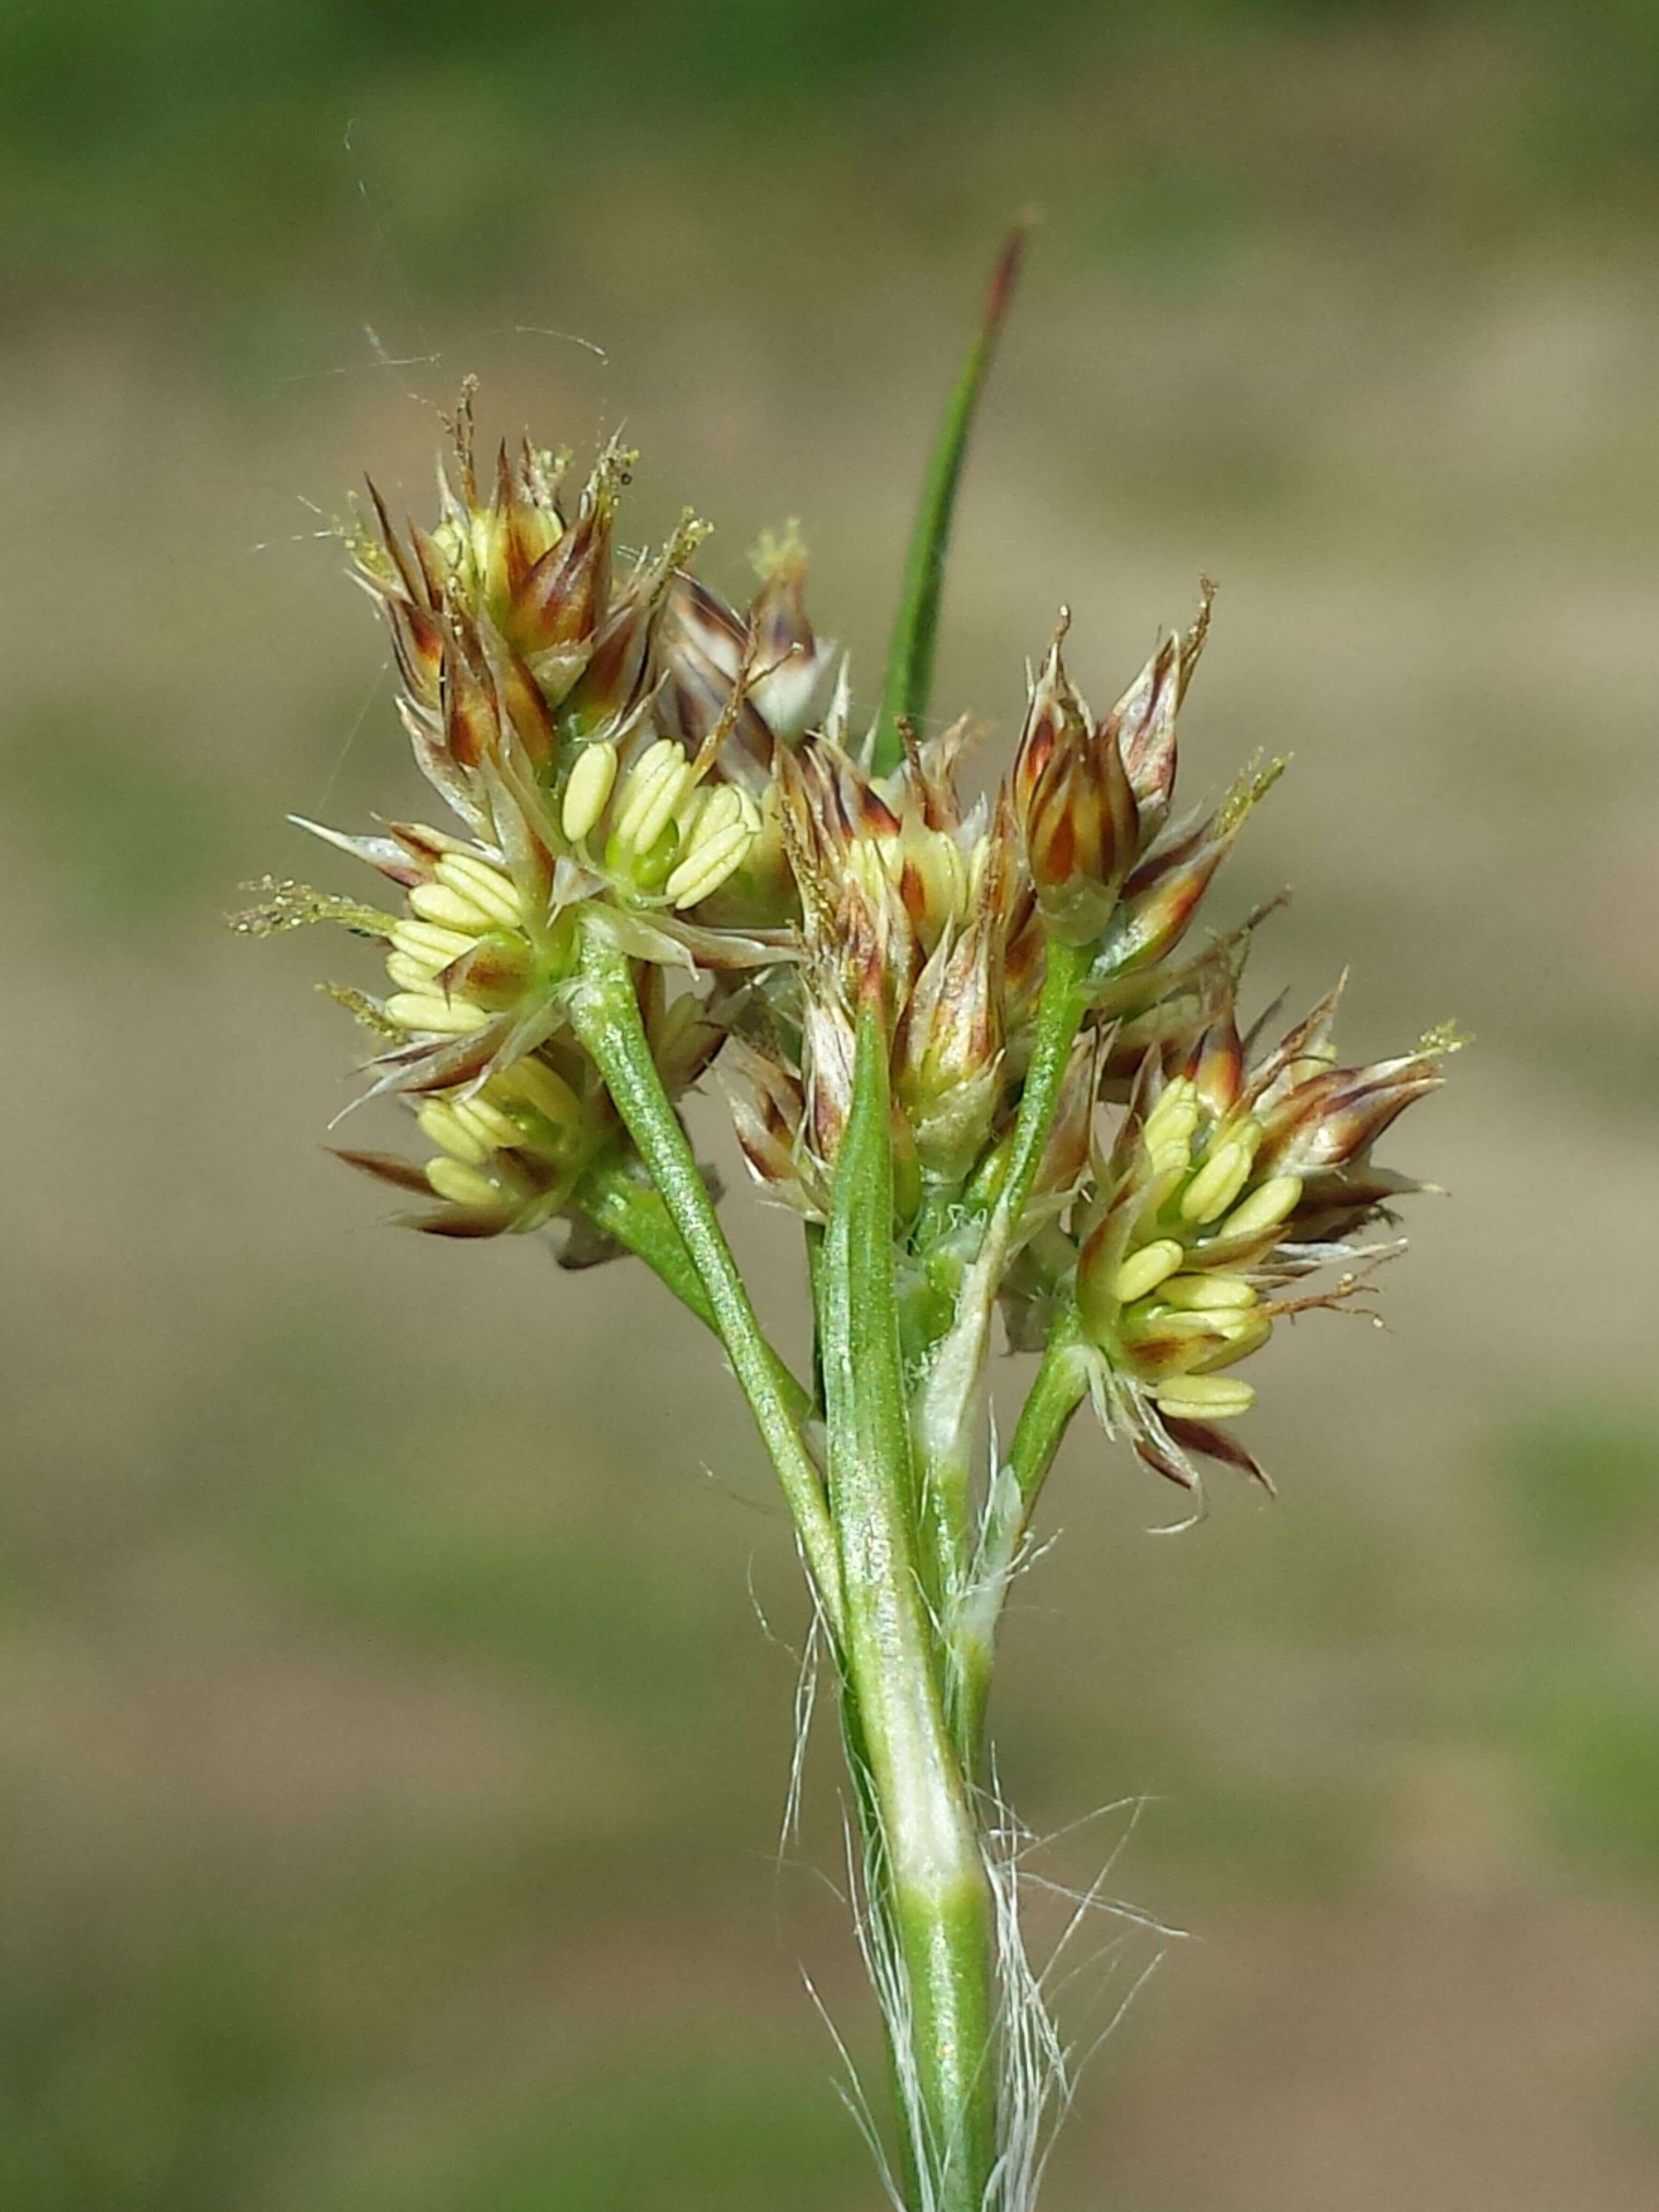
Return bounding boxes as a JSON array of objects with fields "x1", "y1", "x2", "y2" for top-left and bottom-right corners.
[{"x1": 236, "y1": 234, "x2": 1455, "y2": 2210}]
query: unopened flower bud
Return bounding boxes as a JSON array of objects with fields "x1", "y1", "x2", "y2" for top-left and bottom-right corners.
[
  {"x1": 1012, "y1": 617, "x2": 1140, "y2": 946},
  {"x1": 505, "y1": 439, "x2": 630, "y2": 681}
]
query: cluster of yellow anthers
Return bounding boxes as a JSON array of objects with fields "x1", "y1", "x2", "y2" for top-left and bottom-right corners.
[
  {"x1": 1063, "y1": 989, "x2": 1452, "y2": 1479},
  {"x1": 239, "y1": 410, "x2": 1452, "y2": 1488}
]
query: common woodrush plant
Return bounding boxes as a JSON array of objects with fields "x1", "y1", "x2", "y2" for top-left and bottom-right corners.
[{"x1": 238, "y1": 232, "x2": 1454, "y2": 2210}]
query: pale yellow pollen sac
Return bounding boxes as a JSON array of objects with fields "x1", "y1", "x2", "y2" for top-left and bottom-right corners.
[
  {"x1": 665, "y1": 824, "x2": 754, "y2": 909},
  {"x1": 1144, "y1": 1096, "x2": 1200, "y2": 1178},
  {"x1": 612, "y1": 739, "x2": 695, "y2": 860},
  {"x1": 1193, "y1": 1313, "x2": 1273, "y2": 1367},
  {"x1": 425, "y1": 1156, "x2": 502, "y2": 1209},
  {"x1": 916, "y1": 829, "x2": 968, "y2": 924},
  {"x1": 409, "y1": 880, "x2": 492, "y2": 931},
  {"x1": 491, "y1": 1057, "x2": 582, "y2": 1132},
  {"x1": 450, "y1": 1094, "x2": 525, "y2": 1152},
  {"x1": 1148, "y1": 1130, "x2": 1194, "y2": 1178},
  {"x1": 384, "y1": 951, "x2": 439, "y2": 994},
  {"x1": 1159, "y1": 1272, "x2": 1258, "y2": 1311},
  {"x1": 385, "y1": 992, "x2": 492, "y2": 1036},
  {"x1": 679, "y1": 782, "x2": 743, "y2": 846},
  {"x1": 561, "y1": 739, "x2": 619, "y2": 843},
  {"x1": 416, "y1": 1100, "x2": 490, "y2": 1165},
  {"x1": 1112, "y1": 1237, "x2": 1186, "y2": 1305},
  {"x1": 663, "y1": 784, "x2": 760, "y2": 909},
  {"x1": 1218, "y1": 1172, "x2": 1303, "y2": 1240},
  {"x1": 1153, "y1": 1373, "x2": 1257, "y2": 1420},
  {"x1": 1180, "y1": 1138, "x2": 1254, "y2": 1224},
  {"x1": 392, "y1": 918, "x2": 476, "y2": 968},
  {"x1": 1142, "y1": 1077, "x2": 1196, "y2": 1147},
  {"x1": 436, "y1": 853, "x2": 524, "y2": 929},
  {"x1": 1141, "y1": 1307, "x2": 1249, "y2": 1342}
]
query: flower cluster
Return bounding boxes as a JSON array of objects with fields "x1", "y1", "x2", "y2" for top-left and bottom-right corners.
[
  {"x1": 237, "y1": 398, "x2": 832, "y2": 1236},
  {"x1": 240, "y1": 408, "x2": 1451, "y2": 1488}
]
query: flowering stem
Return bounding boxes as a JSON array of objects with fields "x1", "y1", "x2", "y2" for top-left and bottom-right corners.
[
  {"x1": 825, "y1": 1007, "x2": 997, "y2": 2212},
  {"x1": 573, "y1": 1149, "x2": 814, "y2": 1423},
  {"x1": 956, "y1": 1310, "x2": 1090, "y2": 1766},
  {"x1": 982, "y1": 936, "x2": 1092, "y2": 1243},
  {"x1": 568, "y1": 929, "x2": 843, "y2": 1636},
  {"x1": 911, "y1": 935, "x2": 1092, "y2": 1649},
  {"x1": 871, "y1": 225, "x2": 1027, "y2": 776}
]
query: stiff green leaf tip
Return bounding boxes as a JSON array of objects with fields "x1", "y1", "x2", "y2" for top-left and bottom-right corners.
[{"x1": 871, "y1": 221, "x2": 1029, "y2": 776}]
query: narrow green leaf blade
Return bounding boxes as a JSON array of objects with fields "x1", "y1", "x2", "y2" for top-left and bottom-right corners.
[{"x1": 870, "y1": 222, "x2": 1028, "y2": 776}]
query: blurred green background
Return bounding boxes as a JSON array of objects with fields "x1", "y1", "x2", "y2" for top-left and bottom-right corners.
[{"x1": 4, "y1": 2, "x2": 1659, "y2": 2205}]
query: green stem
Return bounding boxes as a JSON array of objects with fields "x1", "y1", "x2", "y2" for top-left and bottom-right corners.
[
  {"x1": 568, "y1": 930, "x2": 843, "y2": 1637},
  {"x1": 871, "y1": 225, "x2": 1027, "y2": 776},
  {"x1": 955, "y1": 1309, "x2": 1089, "y2": 1766},
  {"x1": 980, "y1": 936, "x2": 1092, "y2": 1244},
  {"x1": 824, "y1": 1008, "x2": 996, "y2": 2212},
  {"x1": 909, "y1": 936, "x2": 1092, "y2": 1631},
  {"x1": 573, "y1": 1148, "x2": 814, "y2": 1423},
  {"x1": 804, "y1": 1218, "x2": 827, "y2": 1416}
]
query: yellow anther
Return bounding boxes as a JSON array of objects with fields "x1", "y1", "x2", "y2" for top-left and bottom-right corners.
[
  {"x1": 1160, "y1": 1272, "x2": 1258, "y2": 1310},
  {"x1": 916, "y1": 830, "x2": 968, "y2": 923},
  {"x1": 492, "y1": 1057, "x2": 581, "y2": 1130},
  {"x1": 1112, "y1": 1238, "x2": 1185, "y2": 1305},
  {"x1": 612, "y1": 739, "x2": 694, "y2": 860},
  {"x1": 436, "y1": 854, "x2": 523, "y2": 928},
  {"x1": 416, "y1": 1100, "x2": 490, "y2": 1165},
  {"x1": 1153, "y1": 1374, "x2": 1257, "y2": 1419},
  {"x1": 392, "y1": 918, "x2": 475, "y2": 967},
  {"x1": 666, "y1": 828, "x2": 751, "y2": 909},
  {"x1": 424, "y1": 1157, "x2": 501, "y2": 1209},
  {"x1": 664, "y1": 793, "x2": 758, "y2": 908},
  {"x1": 1194, "y1": 1314, "x2": 1272, "y2": 1365},
  {"x1": 385, "y1": 951, "x2": 438, "y2": 993},
  {"x1": 1143, "y1": 1077, "x2": 1196, "y2": 1144},
  {"x1": 451, "y1": 1095, "x2": 523, "y2": 1151},
  {"x1": 1148, "y1": 1134, "x2": 1193, "y2": 1177},
  {"x1": 409, "y1": 881, "x2": 491, "y2": 931},
  {"x1": 1180, "y1": 1139, "x2": 1253, "y2": 1223},
  {"x1": 561, "y1": 740, "x2": 618, "y2": 842},
  {"x1": 1219, "y1": 1172, "x2": 1303, "y2": 1240},
  {"x1": 1139, "y1": 1307, "x2": 1257, "y2": 1342},
  {"x1": 384, "y1": 992, "x2": 491, "y2": 1036}
]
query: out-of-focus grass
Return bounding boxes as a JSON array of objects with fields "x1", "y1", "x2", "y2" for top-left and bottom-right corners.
[
  {"x1": 315, "y1": 2034, "x2": 871, "y2": 2212},
  {"x1": 1492, "y1": 1410, "x2": 1659, "y2": 1880},
  {"x1": 5, "y1": 708, "x2": 236, "y2": 930},
  {"x1": 6, "y1": 3, "x2": 1659, "y2": 2208}
]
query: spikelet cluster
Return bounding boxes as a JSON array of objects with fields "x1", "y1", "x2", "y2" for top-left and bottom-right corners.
[{"x1": 239, "y1": 406, "x2": 1450, "y2": 1483}]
